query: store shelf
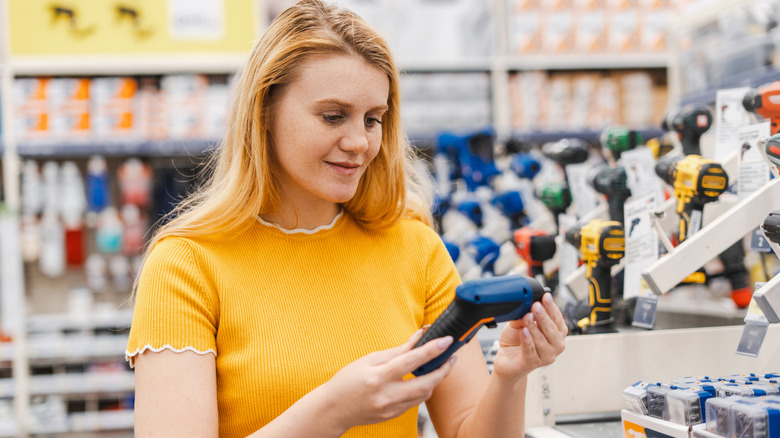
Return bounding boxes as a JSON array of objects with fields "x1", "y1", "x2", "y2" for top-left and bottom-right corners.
[
  {"x1": 510, "y1": 128, "x2": 665, "y2": 144},
  {"x1": 0, "y1": 409, "x2": 134, "y2": 437},
  {"x1": 9, "y1": 54, "x2": 247, "y2": 76},
  {"x1": 27, "y1": 310, "x2": 133, "y2": 334},
  {"x1": 69, "y1": 410, "x2": 135, "y2": 432},
  {"x1": 679, "y1": 66, "x2": 780, "y2": 107},
  {"x1": 0, "y1": 372, "x2": 134, "y2": 398},
  {"x1": 3, "y1": 138, "x2": 220, "y2": 158},
  {"x1": 505, "y1": 53, "x2": 670, "y2": 71},
  {"x1": 0, "y1": 335, "x2": 128, "y2": 364},
  {"x1": 398, "y1": 57, "x2": 493, "y2": 72}
]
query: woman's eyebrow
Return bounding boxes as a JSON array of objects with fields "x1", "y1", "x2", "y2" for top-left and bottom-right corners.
[{"x1": 315, "y1": 98, "x2": 388, "y2": 112}]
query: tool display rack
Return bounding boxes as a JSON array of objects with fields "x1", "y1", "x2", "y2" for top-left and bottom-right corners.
[
  {"x1": 522, "y1": 1, "x2": 780, "y2": 436},
  {"x1": 0, "y1": 0, "x2": 674, "y2": 436}
]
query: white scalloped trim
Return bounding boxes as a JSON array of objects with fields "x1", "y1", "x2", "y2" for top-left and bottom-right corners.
[
  {"x1": 257, "y1": 210, "x2": 343, "y2": 234},
  {"x1": 125, "y1": 344, "x2": 217, "y2": 368}
]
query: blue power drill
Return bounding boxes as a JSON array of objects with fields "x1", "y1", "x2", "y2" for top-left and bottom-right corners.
[{"x1": 412, "y1": 275, "x2": 546, "y2": 376}]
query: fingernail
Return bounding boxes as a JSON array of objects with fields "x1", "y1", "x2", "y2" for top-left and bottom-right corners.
[
  {"x1": 533, "y1": 302, "x2": 543, "y2": 314},
  {"x1": 544, "y1": 293, "x2": 553, "y2": 304},
  {"x1": 523, "y1": 328, "x2": 531, "y2": 338},
  {"x1": 526, "y1": 313, "x2": 534, "y2": 324},
  {"x1": 449, "y1": 356, "x2": 458, "y2": 366},
  {"x1": 438, "y1": 336, "x2": 453, "y2": 349}
]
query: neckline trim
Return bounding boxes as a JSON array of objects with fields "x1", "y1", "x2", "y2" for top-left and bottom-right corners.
[{"x1": 257, "y1": 210, "x2": 344, "y2": 235}]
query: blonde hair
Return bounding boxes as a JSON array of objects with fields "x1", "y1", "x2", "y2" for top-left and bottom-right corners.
[{"x1": 148, "y1": 0, "x2": 432, "y2": 250}]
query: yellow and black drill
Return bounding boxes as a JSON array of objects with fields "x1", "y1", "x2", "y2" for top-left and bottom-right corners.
[
  {"x1": 655, "y1": 154, "x2": 728, "y2": 244},
  {"x1": 653, "y1": 154, "x2": 754, "y2": 306},
  {"x1": 566, "y1": 219, "x2": 625, "y2": 334}
]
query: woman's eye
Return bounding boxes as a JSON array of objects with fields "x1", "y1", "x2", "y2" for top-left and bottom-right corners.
[
  {"x1": 365, "y1": 117, "x2": 383, "y2": 127},
  {"x1": 322, "y1": 114, "x2": 344, "y2": 124}
]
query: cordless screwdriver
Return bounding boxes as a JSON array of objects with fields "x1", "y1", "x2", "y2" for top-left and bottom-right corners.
[
  {"x1": 662, "y1": 105, "x2": 712, "y2": 156},
  {"x1": 412, "y1": 275, "x2": 546, "y2": 376},
  {"x1": 653, "y1": 154, "x2": 754, "y2": 305},
  {"x1": 542, "y1": 138, "x2": 590, "y2": 172},
  {"x1": 743, "y1": 81, "x2": 780, "y2": 134},
  {"x1": 602, "y1": 127, "x2": 642, "y2": 162},
  {"x1": 654, "y1": 154, "x2": 728, "y2": 243},
  {"x1": 539, "y1": 182, "x2": 572, "y2": 232},
  {"x1": 566, "y1": 219, "x2": 624, "y2": 334},
  {"x1": 764, "y1": 133, "x2": 780, "y2": 168},
  {"x1": 763, "y1": 210, "x2": 780, "y2": 243},
  {"x1": 513, "y1": 227, "x2": 557, "y2": 286},
  {"x1": 589, "y1": 165, "x2": 631, "y2": 224}
]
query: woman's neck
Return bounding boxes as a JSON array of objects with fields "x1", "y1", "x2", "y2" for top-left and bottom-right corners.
[{"x1": 260, "y1": 201, "x2": 342, "y2": 231}]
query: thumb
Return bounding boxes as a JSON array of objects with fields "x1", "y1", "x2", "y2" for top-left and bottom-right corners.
[{"x1": 508, "y1": 319, "x2": 526, "y2": 330}]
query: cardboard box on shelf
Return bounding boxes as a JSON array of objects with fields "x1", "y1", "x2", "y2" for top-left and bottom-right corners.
[
  {"x1": 49, "y1": 78, "x2": 91, "y2": 141},
  {"x1": 91, "y1": 77, "x2": 139, "y2": 141},
  {"x1": 622, "y1": 409, "x2": 692, "y2": 438},
  {"x1": 13, "y1": 78, "x2": 51, "y2": 141}
]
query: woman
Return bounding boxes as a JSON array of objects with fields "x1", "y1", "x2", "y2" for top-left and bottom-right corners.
[{"x1": 126, "y1": 1, "x2": 567, "y2": 437}]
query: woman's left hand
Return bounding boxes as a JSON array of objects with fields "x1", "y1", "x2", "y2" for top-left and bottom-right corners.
[{"x1": 492, "y1": 292, "x2": 568, "y2": 380}]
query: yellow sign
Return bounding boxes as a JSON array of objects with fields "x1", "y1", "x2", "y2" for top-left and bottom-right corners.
[{"x1": 9, "y1": 0, "x2": 257, "y2": 55}]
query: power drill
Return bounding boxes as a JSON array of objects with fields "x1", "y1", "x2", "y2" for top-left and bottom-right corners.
[
  {"x1": 589, "y1": 165, "x2": 631, "y2": 224},
  {"x1": 566, "y1": 219, "x2": 624, "y2": 334},
  {"x1": 510, "y1": 153, "x2": 542, "y2": 180},
  {"x1": 743, "y1": 81, "x2": 780, "y2": 134},
  {"x1": 764, "y1": 133, "x2": 780, "y2": 168},
  {"x1": 438, "y1": 131, "x2": 501, "y2": 191},
  {"x1": 539, "y1": 182, "x2": 572, "y2": 231},
  {"x1": 542, "y1": 138, "x2": 590, "y2": 172},
  {"x1": 602, "y1": 127, "x2": 642, "y2": 162},
  {"x1": 654, "y1": 155, "x2": 728, "y2": 243},
  {"x1": 457, "y1": 200, "x2": 483, "y2": 227},
  {"x1": 662, "y1": 105, "x2": 712, "y2": 156},
  {"x1": 653, "y1": 154, "x2": 753, "y2": 305},
  {"x1": 465, "y1": 235, "x2": 501, "y2": 275},
  {"x1": 763, "y1": 210, "x2": 780, "y2": 243},
  {"x1": 513, "y1": 227, "x2": 557, "y2": 286},
  {"x1": 412, "y1": 275, "x2": 546, "y2": 376},
  {"x1": 492, "y1": 191, "x2": 526, "y2": 229}
]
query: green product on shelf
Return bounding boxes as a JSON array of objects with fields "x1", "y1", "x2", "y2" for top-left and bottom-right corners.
[
  {"x1": 602, "y1": 127, "x2": 642, "y2": 160},
  {"x1": 539, "y1": 182, "x2": 571, "y2": 211}
]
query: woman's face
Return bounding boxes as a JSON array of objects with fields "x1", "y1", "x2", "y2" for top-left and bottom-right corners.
[{"x1": 269, "y1": 54, "x2": 389, "y2": 209}]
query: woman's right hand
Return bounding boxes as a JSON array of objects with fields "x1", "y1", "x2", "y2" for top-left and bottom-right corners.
[{"x1": 321, "y1": 329, "x2": 456, "y2": 430}]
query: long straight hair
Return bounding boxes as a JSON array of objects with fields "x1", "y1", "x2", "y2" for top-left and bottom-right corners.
[{"x1": 147, "y1": 0, "x2": 432, "y2": 251}]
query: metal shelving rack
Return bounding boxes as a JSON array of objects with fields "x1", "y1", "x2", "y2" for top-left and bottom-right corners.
[
  {"x1": 0, "y1": 0, "x2": 674, "y2": 436},
  {"x1": 0, "y1": 1, "x2": 267, "y2": 435}
]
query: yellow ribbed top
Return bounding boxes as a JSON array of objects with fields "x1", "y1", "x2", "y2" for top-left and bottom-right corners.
[{"x1": 126, "y1": 214, "x2": 459, "y2": 437}]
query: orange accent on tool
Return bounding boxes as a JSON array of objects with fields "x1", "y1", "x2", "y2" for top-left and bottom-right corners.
[
  {"x1": 460, "y1": 317, "x2": 495, "y2": 341},
  {"x1": 731, "y1": 287, "x2": 753, "y2": 309}
]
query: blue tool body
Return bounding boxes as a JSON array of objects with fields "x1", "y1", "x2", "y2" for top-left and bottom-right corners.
[{"x1": 413, "y1": 275, "x2": 545, "y2": 376}]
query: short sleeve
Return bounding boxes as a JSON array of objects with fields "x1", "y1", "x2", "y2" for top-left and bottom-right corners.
[
  {"x1": 125, "y1": 237, "x2": 219, "y2": 367},
  {"x1": 422, "y1": 233, "x2": 461, "y2": 327}
]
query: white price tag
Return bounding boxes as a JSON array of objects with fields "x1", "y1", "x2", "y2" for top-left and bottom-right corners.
[
  {"x1": 738, "y1": 122, "x2": 771, "y2": 200},
  {"x1": 565, "y1": 163, "x2": 599, "y2": 218},
  {"x1": 715, "y1": 88, "x2": 752, "y2": 160},
  {"x1": 558, "y1": 214, "x2": 579, "y2": 300},
  {"x1": 619, "y1": 146, "x2": 664, "y2": 202},
  {"x1": 688, "y1": 209, "x2": 702, "y2": 237},
  {"x1": 168, "y1": 0, "x2": 225, "y2": 40},
  {"x1": 623, "y1": 194, "x2": 660, "y2": 300}
]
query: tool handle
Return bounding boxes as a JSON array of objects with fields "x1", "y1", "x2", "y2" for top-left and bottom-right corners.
[
  {"x1": 587, "y1": 263, "x2": 613, "y2": 325},
  {"x1": 679, "y1": 132, "x2": 702, "y2": 156},
  {"x1": 608, "y1": 198, "x2": 626, "y2": 225},
  {"x1": 412, "y1": 297, "x2": 521, "y2": 376},
  {"x1": 529, "y1": 264, "x2": 544, "y2": 280}
]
